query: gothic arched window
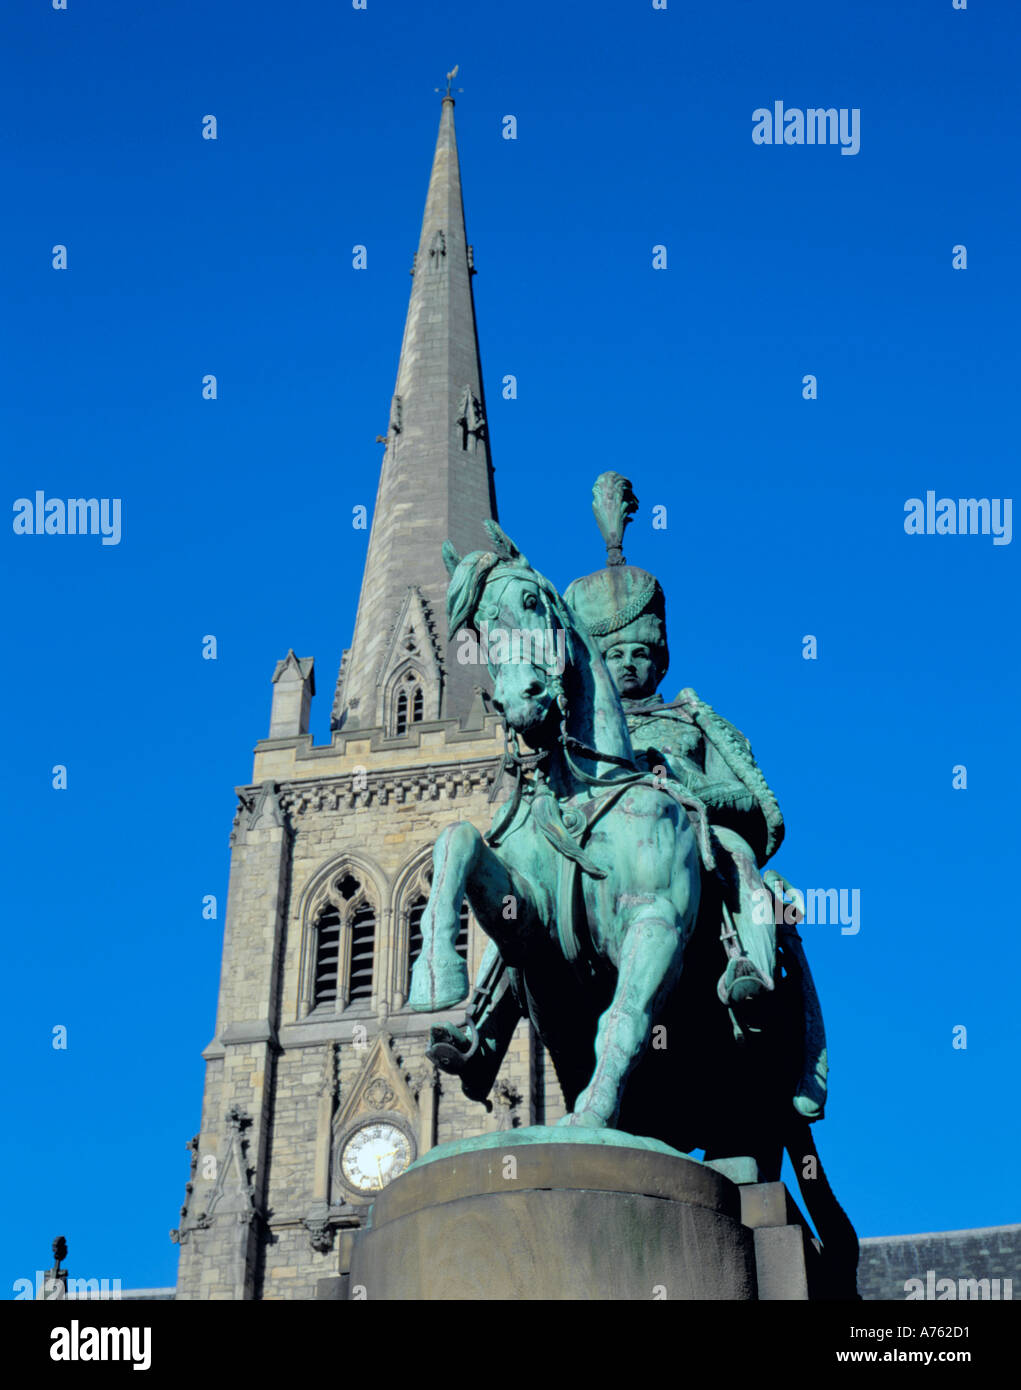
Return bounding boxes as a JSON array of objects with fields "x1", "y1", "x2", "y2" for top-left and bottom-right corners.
[
  {"x1": 395, "y1": 688, "x2": 409, "y2": 737},
  {"x1": 392, "y1": 670, "x2": 425, "y2": 737},
  {"x1": 312, "y1": 872, "x2": 377, "y2": 1010}
]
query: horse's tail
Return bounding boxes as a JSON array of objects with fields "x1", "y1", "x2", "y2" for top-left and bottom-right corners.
[{"x1": 784, "y1": 1118, "x2": 860, "y2": 1300}]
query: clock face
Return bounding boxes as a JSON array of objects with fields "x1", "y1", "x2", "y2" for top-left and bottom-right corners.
[{"x1": 341, "y1": 1121, "x2": 413, "y2": 1193}]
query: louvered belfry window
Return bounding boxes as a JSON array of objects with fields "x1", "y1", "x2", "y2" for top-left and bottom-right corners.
[
  {"x1": 312, "y1": 872, "x2": 376, "y2": 1009},
  {"x1": 407, "y1": 895, "x2": 427, "y2": 971},
  {"x1": 348, "y1": 903, "x2": 375, "y2": 1001}
]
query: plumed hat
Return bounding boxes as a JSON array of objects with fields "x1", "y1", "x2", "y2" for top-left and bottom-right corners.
[{"x1": 564, "y1": 473, "x2": 669, "y2": 677}]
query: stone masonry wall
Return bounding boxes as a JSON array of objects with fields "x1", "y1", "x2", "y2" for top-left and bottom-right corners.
[{"x1": 176, "y1": 722, "x2": 567, "y2": 1300}]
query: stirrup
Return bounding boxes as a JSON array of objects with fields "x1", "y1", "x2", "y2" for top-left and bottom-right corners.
[{"x1": 717, "y1": 955, "x2": 773, "y2": 1007}]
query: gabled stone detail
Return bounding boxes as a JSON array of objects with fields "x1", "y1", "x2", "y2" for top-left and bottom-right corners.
[
  {"x1": 270, "y1": 651, "x2": 315, "y2": 739},
  {"x1": 242, "y1": 781, "x2": 286, "y2": 836},
  {"x1": 205, "y1": 1105, "x2": 259, "y2": 1227},
  {"x1": 331, "y1": 1035, "x2": 424, "y2": 1202},
  {"x1": 272, "y1": 651, "x2": 315, "y2": 686},
  {"x1": 376, "y1": 586, "x2": 444, "y2": 731},
  {"x1": 333, "y1": 1034, "x2": 418, "y2": 1135},
  {"x1": 175, "y1": 1108, "x2": 258, "y2": 1246},
  {"x1": 231, "y1": 783, "x2": 290, "y2": 847}
]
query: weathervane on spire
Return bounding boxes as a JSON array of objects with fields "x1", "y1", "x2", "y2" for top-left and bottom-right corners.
[{"x1": 436, "y1": 64, "x2": 463, "y2": 98}]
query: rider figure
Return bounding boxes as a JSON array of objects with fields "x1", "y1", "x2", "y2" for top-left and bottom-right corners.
[
  {"x1": 426, "y1": 473, "x2": 785, "y2": 1101},
  {"x1": 563, "y1": 473, "x2": 781, "y2": 1008}
]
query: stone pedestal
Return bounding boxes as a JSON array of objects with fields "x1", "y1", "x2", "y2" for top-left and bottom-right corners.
[{"x1": 348, "y1": 1138, "x2": 766, "y2": 1300}]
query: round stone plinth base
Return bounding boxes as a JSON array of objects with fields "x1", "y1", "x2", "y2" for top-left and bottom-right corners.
[
  {"x1": 350, "y1": 1139, "x2": 756, "y2": 1300},
  {"x1": 406, "y1": 1122, "x2": 689, "y2": 1169}
]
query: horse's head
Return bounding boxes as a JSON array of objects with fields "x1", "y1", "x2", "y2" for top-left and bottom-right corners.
[{"x1": 444, "y1": 523, "x2": 571, "y2": 748}]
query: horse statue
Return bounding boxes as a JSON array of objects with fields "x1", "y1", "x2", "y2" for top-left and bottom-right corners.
[
  {"x1": 409, "y1": 520, "x2": 858, "y2": 1296},
  {"x1": 409, "y1": 520, "x2": 705, "y2": 1130}
]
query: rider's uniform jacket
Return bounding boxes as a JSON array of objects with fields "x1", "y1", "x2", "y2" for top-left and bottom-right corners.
[{"x1": 620, "y1": 690, "x2": 783, "y2": 870}]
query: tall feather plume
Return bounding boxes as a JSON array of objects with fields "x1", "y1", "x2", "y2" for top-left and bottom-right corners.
[{"x1": 591, "y1": 471, "x2": 638, "y2": 567}]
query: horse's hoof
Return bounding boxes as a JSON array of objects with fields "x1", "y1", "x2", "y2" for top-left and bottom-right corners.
[{"x1": 408, "y1": 953, "x2": 469, "y2": 1012}]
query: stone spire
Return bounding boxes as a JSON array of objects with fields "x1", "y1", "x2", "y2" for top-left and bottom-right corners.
[{"x1": 333, "y1": 95, "x2": 498, "y2": 733}]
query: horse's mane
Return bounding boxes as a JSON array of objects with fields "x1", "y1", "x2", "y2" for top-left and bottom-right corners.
[
  {"x1": 446, "y1": 549, "x2": 500, "y2": 637},
  {"x1": 446, "y1": 548, "x2": 579, "y2": 652}
]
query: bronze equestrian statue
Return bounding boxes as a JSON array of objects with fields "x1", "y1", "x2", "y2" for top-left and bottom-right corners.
[{"x1": 409, "y1": 475, "x2": 858, "y2": 1297}]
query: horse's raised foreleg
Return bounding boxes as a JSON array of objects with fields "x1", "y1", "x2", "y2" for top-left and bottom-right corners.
[
  {"x1": 562, "y1": 905, "x2": 688, "y2": 1128},
  {"x1": 408, "y1": 822, "x2": 540, "y2": 1012}
]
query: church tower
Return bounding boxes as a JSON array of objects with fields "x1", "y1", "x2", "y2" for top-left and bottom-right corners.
[{"x1": 172, "y1": 95, "x2": 561, "y2": 1301}]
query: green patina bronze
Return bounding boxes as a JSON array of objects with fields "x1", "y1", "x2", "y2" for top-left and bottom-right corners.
[
  {"x1": 408, "y1": 474, "x2": 856, "y2": 1292},
  {"x1": 408, "y1": 1123, "x2": 689, "y2": 1170}
]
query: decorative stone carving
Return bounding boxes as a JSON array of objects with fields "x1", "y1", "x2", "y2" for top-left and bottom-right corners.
[
  {"x1": 376, "y1": 586, "x2": 445, "y2": 731},
  {"x1": 243, "y1": 781, "x2": 285, "y2": 836},
  {"x1": 330, "y1": 649, "x2": 352, "y2": 732},
  {"x1": 456, "y1": 385, "x2": 487, "y2": 453},
  {"x1": 205, "y1": 1106, "x2": 259, "y2": 1227},
  {"x1": 407, "y1": 1060, "x2": 437, "y2": 1100},
  {"x1": 364, "y1": 1078, "x2": 397, "y2": 1111},
  {"x1": 172, "y1": 1109, "x2": 258, "y2": 1245},
  {"x1": 169, "y1": 1136, "x2": 201, "y2": 1245},
  {"x1": 492, "y1": 1080, "x2": 523, "y2": 1131},
  {"x1": 319, "y1": 1042, "x2": 340, "y2": 1101},
  {"x1": 302, "y1": 1202, "x2": 334, "y2": 1255},
  {"x1": 273, "y1": 760, "x2": 499, "y2": 822}
]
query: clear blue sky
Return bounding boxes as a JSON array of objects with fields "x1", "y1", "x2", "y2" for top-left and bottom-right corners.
[{"x1": 3, "y1": 0, "x2": 1018, "y2": 1293}]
